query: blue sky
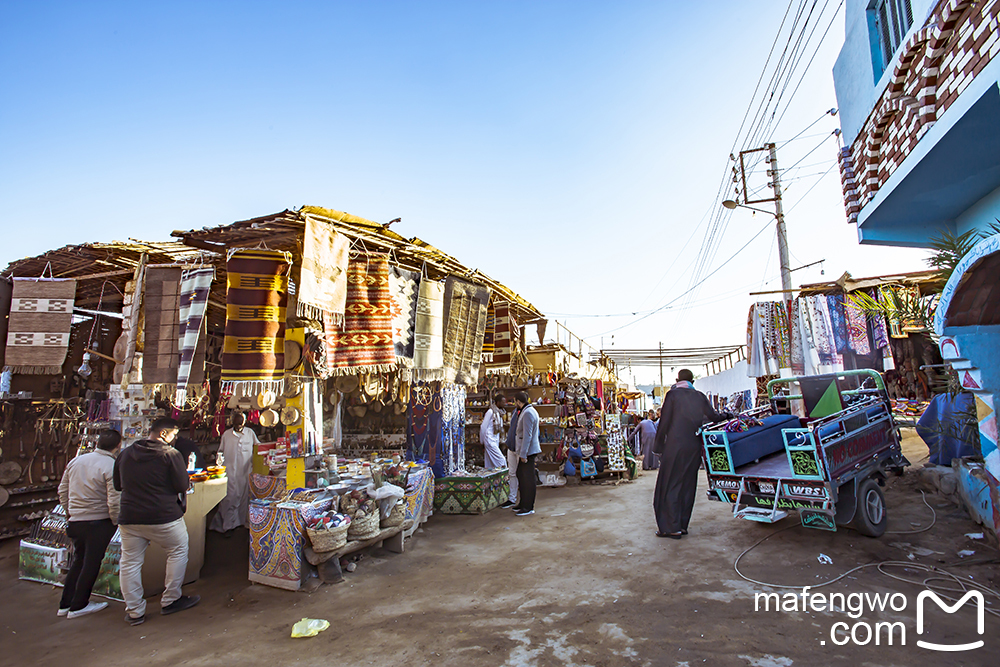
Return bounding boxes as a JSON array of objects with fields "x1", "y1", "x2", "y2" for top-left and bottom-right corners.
[{"x1": 0, "y1": 2, "x2": 928, "y2": 383}]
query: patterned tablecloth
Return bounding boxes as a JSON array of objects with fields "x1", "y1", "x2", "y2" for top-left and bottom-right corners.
[
  {"x1": 404, "y1": 467, "x2": 435, "y2": 533},
  {"x1": 248, "y1": 494, "x2": 333, "y2": 591},
  {"x1": 433, "y1": 468, "x2": 509, "y2": 515}
]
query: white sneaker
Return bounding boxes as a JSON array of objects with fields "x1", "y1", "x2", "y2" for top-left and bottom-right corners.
[
  {"x1": 67, "y1": 601, "x2": 108, "y2": 618},
  {"x1": 57, "y1": 608, "x2": 70, "y2": 617}
]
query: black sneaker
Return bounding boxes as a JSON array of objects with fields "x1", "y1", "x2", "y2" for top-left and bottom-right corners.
[
  {"x1": 161, "y1": 595, "x2": 200, "y2": 615},
  {"x1": 125, "y1": 613, "x2": 145, "y2": 626},
  {"x1": 515, "y1": 509, "x2": 534, "y2": 516},
  {"x1": 498, "y1": 500, "x2": 515, "y2": 508}
]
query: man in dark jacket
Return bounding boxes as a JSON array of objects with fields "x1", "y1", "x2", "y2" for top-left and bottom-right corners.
[
  {"x1": 651, "y1": 369, "x2": 728, "y2": 538},
  {"x1": 113, "y1": 417, "x2": 199, "y2": 625}
]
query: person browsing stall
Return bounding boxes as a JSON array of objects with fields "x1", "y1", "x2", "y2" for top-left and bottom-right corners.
[
  {"x1": 480, "y1": 393, "x2": 508, "y2": 471},
  {"x1": 209, "y1": 410, "x2": 259, "y2": 533},
  {"x1": 499, "y1": 399, "x2": 521, "y2": 509},
  {"x1": 56, "y1": 429, "x2": 122, "y2": 619},
  {"x1": 512, "y1": 391, "x2": 541, "y2": 516},
  {"x1": 114, "y1": 417, "x2": 200, "y2": 625}
]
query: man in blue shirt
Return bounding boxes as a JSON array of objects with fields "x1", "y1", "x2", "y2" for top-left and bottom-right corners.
[{"x1": 512, "y1": 391, "x2": 541, "y2": 516}]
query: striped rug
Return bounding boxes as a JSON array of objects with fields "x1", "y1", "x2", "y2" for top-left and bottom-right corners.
[
  {"x1": 442, "y1": 278, "x2": 491, "y2": 385},
  {"x1": 221, "y1": 249, "x2": 292, "y2": 394},
  {"x1": 4, "y1": 278, "x2": 76, "y2": 375},
  {"x1": 175, "y1": 267, "x2": 214, "y2": 405},
  {"x1": 324, "y1": 254, "x2": 396, "y2": 375}
]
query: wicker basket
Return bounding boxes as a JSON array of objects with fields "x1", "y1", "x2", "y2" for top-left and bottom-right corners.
[
  {"x1": 380, "y1": 502, "x2": 405, "y2": 528},
  {"x1": 347, "y1": 509, "x2": 381, "y2": 540},
  {"x1": 307, "y1": 523, "x2": 349, "y2": 553}
]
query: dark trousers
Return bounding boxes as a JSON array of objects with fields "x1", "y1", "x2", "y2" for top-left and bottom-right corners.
[
  {"x1": 60, "y1": 519, "x2": 116, "y2": 611},
  {"x1": 515, "y1": 454, "x2": 537, "y2": 511}
]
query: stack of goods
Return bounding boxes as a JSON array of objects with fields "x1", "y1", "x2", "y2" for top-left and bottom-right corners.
[
  {"x1": 305, "y1": 511, "x2": 351, "y2": 553},
  {"x1": 340, "y1": 490, "x2": 382, "y2": 540},
  {"x1": 189, "y1": 465, "x2": 225, "y2": 483}
]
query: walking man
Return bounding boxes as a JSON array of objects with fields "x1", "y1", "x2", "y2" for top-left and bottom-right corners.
[
  {"x1": 512, "y1": 391, "x2": 541, "y2": 516},
  {"x1": 499, "y1": 399, "x2": 521, "y2": 509},
  {"x1": 629, "y1": 409, "x2": 660, "y2": 470},
  {"x1": 114, "y1": 417, "x2": 200, "y2": 625},
  {"x1": 57, "y1": 429, "x2": 122, "y2": 618},
  {"x1": 652, "y1": 370, "x2": 728, "y2": 538}
]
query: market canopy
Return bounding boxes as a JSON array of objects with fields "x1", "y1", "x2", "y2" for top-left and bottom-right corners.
[
  {"x1": 593, "y1": 345, "x2": 746, "y2": 368},
  {"x1": 170, "y1": 205, "x2": 545, "y2": 327}
]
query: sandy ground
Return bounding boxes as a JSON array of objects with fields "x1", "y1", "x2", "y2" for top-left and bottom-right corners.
[{"x1": 3, "y1": 432, "x2": 998, "y2": 667}]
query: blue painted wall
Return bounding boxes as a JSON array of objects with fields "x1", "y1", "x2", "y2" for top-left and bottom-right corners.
[{"x1": 943, "y1": 325, "x2": 1000, "y2": 412}]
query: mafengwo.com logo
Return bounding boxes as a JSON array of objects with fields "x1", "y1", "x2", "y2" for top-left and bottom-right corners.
[{"x1": 754, "y1": 587, "x2": 985, "y2": 651}]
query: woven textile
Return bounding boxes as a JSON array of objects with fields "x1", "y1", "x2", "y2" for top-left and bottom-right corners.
[
  {"x1": 435, "y1": 383, "x2": 466, "y2": 477},
  {"x1": 142, "y1": 267, "x2": 183, "y2": 385},
  {"x1": 413, "y1": 279, "x2": 445, "y2": 380},
  {"x1": 404, "y1": 468, "x2": 435, "y2": 527},
  {"x1": 442, "y1": 278, "x2": 490, "y2": 384},
  {"x1": 4, "y1": 278, "x2": 76, "y2": 374},
  {"x1": 388, "y1": 266, "x2": 420, "y2": 365},
  {"x1": 0, "y1": 278, "x2": 12, "y2": 369},
  {"x1": 324, "y1": 255, "x2": 396, "y2": 375},
  {"x1": 298, "y1": 217, "x2": 349, "y2": 323},
  {"x1": 175, "y1": 267, "x2": 214, "y2": 405},
  {"x1": 488, "y1": 302, "x2": 517, "y2": 367},
  {"x1": 433, "y1": 469, "x2": 508, "y2": 514},
  {"x1": 844, "y1": 297, "x2": 872, "y2": 355},
  {"x1": 827, "y1": 294, "x2": 850, "y2": 353},
  {"x1": 221, "y1": 249, "x2": 292, "y2": 394},
  {"x1": 481, "y1": 303, "x2": 495, "y2": 362}
]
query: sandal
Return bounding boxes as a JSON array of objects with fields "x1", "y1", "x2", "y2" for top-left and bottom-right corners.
[{"x1": 655, "y1": 531, "x2": 683, "y2": 539}]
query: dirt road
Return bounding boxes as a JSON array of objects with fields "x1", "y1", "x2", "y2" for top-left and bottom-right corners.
[{"x1": 3, "y1": 438, "x2": 997, "y2": 666}]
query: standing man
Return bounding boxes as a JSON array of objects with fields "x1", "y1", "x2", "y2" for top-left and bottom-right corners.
[
  {"x1": 114, "y1": 417, "x2": 200, "y2": 626},
  {"x1": 499, "y1": 397, "x2": 521, "y2": 509},
  {"x1": 628, "y1": 409, "x2": 661, "y2": 470},
  {"x1": 512, "y1": 391, "x2": 541, "y2": 516},
  {"x1": 210, "y1": 411, "x2": 259, "y2": 533},
  {"x1": 56, "y1": 429, "x2": 122, "y2": 618},
  {"x1": 480, "y1": 393, "x2": 508, "y2": 471},
  {"x1": 651, "y1": 370, "x2": 728, "y2": 539}
]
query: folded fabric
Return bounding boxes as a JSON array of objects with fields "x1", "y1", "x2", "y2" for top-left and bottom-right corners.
[{"x1": 4, "y1": 278, "x2": 76, "y2": 375}]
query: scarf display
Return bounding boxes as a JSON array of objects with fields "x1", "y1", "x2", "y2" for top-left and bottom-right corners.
[
  {"x1": 869, "y1": 290, "x2": 895, "y2": 371},
  {"x1": 324, "y1": 254, "x2": 396, "y2": 375},
  {"x1": 4, "y1": 278, "x2": 76, "y2": 375},
  {"x1": 298, "y1": 217, "x2": 349, "y2": 323},
  {"x1": 175, "y1": 267, "x2": 214, "y2": 405},
  {"x1": 388, "y1": 266, "x2": 420, "y2": 366},
  {"x1": 481, "y1": 303, "x2": 496, "y2": 362},
  {"x1": 221, "y1": 248, "x2": 292, "y2": 394},
  {"x1": 746, "y1": 302, "x2": 791, "y2": 377},
  {"x1": 435, "y1": 383, "x2": 467, "y2": 478},
  {"x1": 441, "y1": 278, "x2": 491, "y2": 385},
  {"x1": 844, "y1": 296, "x2": 871, "y2": 355},
  {"x1": 826, "y1": 294, "x2": 850, "y2": 353},
  {"x1": 143, "y1": 267, "x2": 183, "y2": 386},
  {"x1": 413, "y1": 279, "x2": 445, "y2": 380},
  {"x1": 489, "y1": 302, "x2": 517, "y2": 368}
]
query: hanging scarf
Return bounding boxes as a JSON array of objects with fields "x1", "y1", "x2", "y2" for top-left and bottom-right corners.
[
  {"x1": 845, "y1": 295, "x2": 871, "y2": 355},
  {"x1": 175, "y1": 267, "x2": 215, "y2": 405},
  {"x1": 826, "y1": 294, "x2": 850, "y2": 353}
]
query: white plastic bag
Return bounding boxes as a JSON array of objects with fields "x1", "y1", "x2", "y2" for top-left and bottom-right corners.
[{"x1": 366, "y1": 482, "x2": 405, "y2": 518}]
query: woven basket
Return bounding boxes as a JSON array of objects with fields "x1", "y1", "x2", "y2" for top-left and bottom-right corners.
[
  {"x1": 307, "y1": 523, "x2": 349, "y2": 553},
  {"x1": 347, "y1": 510, "x2": 381, "y2": 540},
  {"x1": 380, "y1": 502, "x2": 405, "y2": 529}
]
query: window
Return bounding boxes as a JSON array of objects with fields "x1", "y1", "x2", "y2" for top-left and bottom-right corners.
[{"x1": 868, "y1": 0, "x2": 914, "y2": 79}]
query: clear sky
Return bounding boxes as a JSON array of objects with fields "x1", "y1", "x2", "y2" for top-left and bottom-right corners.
[{"x1": 0, "y1": 1, "x2": 928, "y2": 385}]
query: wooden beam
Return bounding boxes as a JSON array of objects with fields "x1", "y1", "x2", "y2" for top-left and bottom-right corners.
[{"x1": 176, "y1": 236, "x2": 226, "y2": 254}]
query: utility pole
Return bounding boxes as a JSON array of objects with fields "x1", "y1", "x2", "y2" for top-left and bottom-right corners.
[
  {"x1": 768, "y1": 142, "x2": 792, "y2": 301},
  {"x1": 658, "y1": 341, "x2": 663, "y2": 389}
]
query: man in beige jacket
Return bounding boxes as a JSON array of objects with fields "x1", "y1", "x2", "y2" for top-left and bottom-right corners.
[{"x1": 57, "y1": 429, "x2": 121, "y2": 618}]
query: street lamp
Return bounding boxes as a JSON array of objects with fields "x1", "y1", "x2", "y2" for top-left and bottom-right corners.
[{"x1": 722, "y1": 198, "x2": 793, "y2": 300}]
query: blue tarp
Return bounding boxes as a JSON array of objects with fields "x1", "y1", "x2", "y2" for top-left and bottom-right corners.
[{"x1": 917, "y1": 392, "x2": 980, "y2": 465}]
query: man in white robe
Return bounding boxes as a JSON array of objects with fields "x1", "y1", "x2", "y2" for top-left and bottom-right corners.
[{"x1": 210, "y1": 412, "x2": 260, "y2": 533}]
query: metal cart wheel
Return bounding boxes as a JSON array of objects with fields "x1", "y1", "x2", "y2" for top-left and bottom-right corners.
[{"x1": 853, "y1": 476, "x2": 887, "y2": 537}]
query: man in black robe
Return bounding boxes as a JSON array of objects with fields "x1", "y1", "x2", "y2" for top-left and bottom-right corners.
[{"x1": 651, "y1": 369, "x2": 729, "y2": 538}]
